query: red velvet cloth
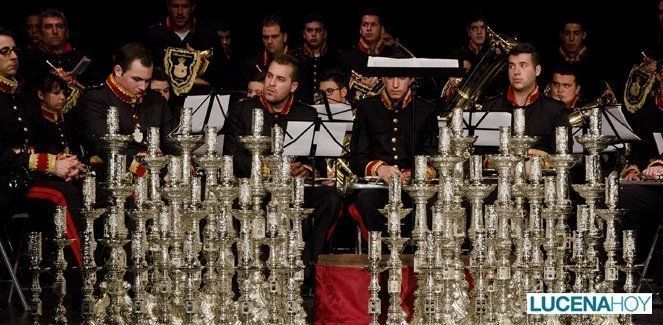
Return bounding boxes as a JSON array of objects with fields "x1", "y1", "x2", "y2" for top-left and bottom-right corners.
[{"x1": 314, "y1": 264, "x2": 418, "y2": 325}]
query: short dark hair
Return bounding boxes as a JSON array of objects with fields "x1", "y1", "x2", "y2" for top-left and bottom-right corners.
[
  {"x1": 552, "y1": 63, "x2": 582, "y2": 85},
  {"x1": 38, "y1": 9, "x2": 68, "y2": 30},
  {"x1": 262, "y1": 15, "x2": 287, "y2": 33},
  {"x1": 560, "y1": 16, "x2": 586, "y2": 31},
  {"x1": 0, "y1": 27, "x2": 14, "y2": 39},
  {"x1": 166, "y1": 0, "x2": 196, "y2": 5},
  {"x1": 115, "y1": 42, "x2": 153, "y2": 72},
  {"x1": 249, "y1": 71, "x2": 266, "y2": 83},
  {"x1": 303, "y1": 13, "x2": 326, "y2": 29},
  {"x1": 216, "y1": 22, "x2": 231, "y2": 33},
  {"x1": 271, "y1": 54, "x2": 300, "y2": 82},
  {"x1": 509, "y1": 43, "x2": 540, "y2": 67},
  {"x1": 151, "y1": 67, "x2": 169, "y2": 82},
  {"x1": 466, "y1": 12, "x2": 486, "y2": 27},
  {"x1": 35, "y1": 72, "x2": 69, "y2": 96},
  {"x1": 360, "y1": 9, "x2": 383, "y2": 25},
  {"x1": 320, "y1": 69, "x2": 349, "y2": 90}
]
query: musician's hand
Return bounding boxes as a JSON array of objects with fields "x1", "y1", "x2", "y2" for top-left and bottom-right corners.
[
  {"x1": 362, "y1": 76, "x2": 379, "y2": 88},
  {"x1": 290, "y1": 162, "x2": 310, "y2": 179},
  {"x1": 622, "y1": 169, "x2": 641, "y2": 181},
  {"x1": 401, "y1": 170, "x2": 411, "y2": 185},
  {"x1": 376, "y1": 165, "x2": 402, "y2": 184},
  {"x1": 54, "y1": 156, "x2": 81, "y2": 182},
  {"x1": 54, "y1": 68, "x2": 75, "y2": 83},
  {"x1": 642, "y1": 164, "x2": 663, "y2": 180},
  {"x1": 322, "y1": 169, "x2": 334, "y2": 187}
]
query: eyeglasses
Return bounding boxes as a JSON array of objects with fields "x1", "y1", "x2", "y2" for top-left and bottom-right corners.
[
  {"x1": 0, "y1": 47, "x2": 20, "y2": 57},
  {"x1": 321, "y1": 88, "x2": 339, "y2": 96}
]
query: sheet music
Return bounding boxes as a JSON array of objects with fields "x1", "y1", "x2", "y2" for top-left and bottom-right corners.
[
  {"x1": 186, "y1": 94, "x2": 230, "y2": 133},
  {"x1": 368, "y1": 57, "x2": 459, "y2": 69},
  {"x1": 463, "y1": 111, "x2": 512, "y2": 146},
  {"x1": 284, "y1": 121, "x2": 316, "y2": 156},
  {"x1": 313, "y1": 103, "x2": 354, "y2": 131},
  {"x1": 314, "y1": 122, "x2": 349, "y2": 157},
  {"x1": 654, "y1": 132, "x2": 663, "y2": 155},
  {"x1": 602, "y1": 106, "x2": 640, "y2": 141}
]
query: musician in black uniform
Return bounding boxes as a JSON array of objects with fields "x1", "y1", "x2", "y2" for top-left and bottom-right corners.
[
  {"x1": 450, "y1": 13, "x2": 487, "y2": 66},
  {"x1": 242, "y1": 15, "x2": 290, "y2": 89},
  {"x1": 222, "y1": 54, "x2": 341, "y2": 276},
  {"x1": 291, "y1": 14, "x2": 341, "y2": 104},
  {"x1": 349, "y1": 69, "x2": 439, "y2": 234},
  {"x1": 549, "y1": 63, "x2": 584, "y2": 111},
  {"x1": 482, "y1": 43, "x2": 571, "y2": 157},
  {"x1": 21, "y1": 9, "x2": 98, "y2": 88},
  {"x1": 338, "y1": 9, "x2": 390, "y2": 76},
  {"x1": 143, "y1": 0, "x2": 225, "y2": 91},
  {"x1": 72, "y1": 42, "x2": 176, "y2": 177},
  {"x1": 0, "y1": 27, "x2": 85, "y2": 265},
  {"x1": 620, "y1": 61, "x2": 663, "y2": 288}
]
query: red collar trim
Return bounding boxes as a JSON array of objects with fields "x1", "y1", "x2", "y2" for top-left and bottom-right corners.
[
  {"x1": 38, "y1": 42, "x2": 73, "y2": 54},
  {"x1": 358, "y1": 38, "x2": 384, "y2": 55},
  {"x1": 258, "y1": 92, "x2": 294, "y2": 115},
  {"x1": 165, "y1": 17, "x2": 196, "y2": 34},
  {"x1": 106, "y1": 74, "x2": 143, "y2": 105},
  {"x1": 0, "y1": 75, "x2": 18, "y2": 94},
  {"x1": 263, "y1": 46, "x2": 288, "y2": 67},
  {"x1": 302, "y1": 41, "x2": 328, "y2": 58},
  {"x1": 381, "y1": 89, "x2": 413, "y2": 110},
  {"x1": 41, "y1": 106, "x2": 62, "y2": 123},
  {"x1": 507, "y1": 85, "x2": 540, "y2": 107},
  {"x1": 559, "y1": 45, "x2": 587, "y2": 63}
]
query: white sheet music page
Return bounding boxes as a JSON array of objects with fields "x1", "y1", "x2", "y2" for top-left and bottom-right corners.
[
  {"x1": 186, "y1": 94, "x2": 230, "y2": 133},
  {"x1": 368, "y1": 57, "x2": 459, "y2": 68},
  {"x1": 462, "y1": 111, "x2": 512, "y2": 146},
  {"x1": 314, "y1": 122, "x2": 348, "y2": 157},
  {"x1": 284, "y1": 121, "x2": 316, "y2": 156}
]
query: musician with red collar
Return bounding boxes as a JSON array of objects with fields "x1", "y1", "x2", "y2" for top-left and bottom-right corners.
[
  {"x1": 483, "y1": 43, "x2": 571, "y2": 157},
  {"x1": 74, "y1": 43, "x2": 176, "y2": 178},
  {"x1": 549, "y1": 63, "x2": 584, "y2": 111},
  {"x1": 21, "y1": 9, "x2": 97, "y2": 89},
  {"x1": 222, "y1": 54, "x2": 341, "y2": 275},
  {"x1": 450, "y1": 13, "x2": 487, "y2": 67},
  {"x1": 338, "y1": 9, "x2": 390, "y2": 76},
  {"x1": 292, "y1": 14, "x2": 341, "y2": 104},
  {"x1": 243, "y1": 15, "x2": 290, "y2": 89},
  {"x1": 143, "y1": 0, "x2": 225, "y2": 90},
  {"x1": 349, "y1": 62, "x2": 439, "y2": 235},
  {"x1": 0, "y1": 27, "x2": 85, "y2": 267}
]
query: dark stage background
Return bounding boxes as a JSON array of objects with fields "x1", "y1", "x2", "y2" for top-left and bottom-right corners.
[{"x1": 1, "y1": 0, "x2": 659, "y2": 90}]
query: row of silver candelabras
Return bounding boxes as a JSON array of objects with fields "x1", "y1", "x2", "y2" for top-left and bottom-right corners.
[
  {"x1": 27, "y1": 106, "x2": 312, "y2": 324},
  {"x1": 365, "y1": 107, "x2": 641, "y2": 325}
]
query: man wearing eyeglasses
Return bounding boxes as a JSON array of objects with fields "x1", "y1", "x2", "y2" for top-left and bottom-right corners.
[
  {"x1": 0, "y1": 27, "x2": 87, "y2": 266},
  {"x1": 292, "y1": 14, "x2": 341, "y2": 104},
  {"x1": 318, "y1": 69, "x2": 349, "y2": 105}
]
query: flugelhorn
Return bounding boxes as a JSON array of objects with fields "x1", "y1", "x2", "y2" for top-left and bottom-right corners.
[{"x1": 568, "y1": 83, "x2": 618, "y2": 127}]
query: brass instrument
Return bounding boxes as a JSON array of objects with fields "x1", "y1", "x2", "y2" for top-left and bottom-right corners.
[
  {"x1": 568, "y1": 84, "x2": 618, "y2": 127},
  {"x1": 349, "y1": 70, "x2": 385, "y2": 101},
  {"x1": 442, "y1": 26, "x2": 518, "y2": 116}
]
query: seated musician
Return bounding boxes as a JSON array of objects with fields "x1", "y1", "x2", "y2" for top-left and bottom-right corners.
[
  {"x1": 620, "y1": 61, "x2": 663, "y2": 288},
  {"x1": 0, "y1": 27, "x2": 85, "y2": 266},
  {"x1": 221, "y1": 54, "x2": 341, "y2": 283},
  {"x1": 349, "y1": 51, "x2": 439, "y2": 235},
  {"x1": 549, "y1": 63, "x2": 584, "y2": 111},
  {"x1": 73, "y1": 42, "x2": 176, "y2": 178},
  {"x1": 482, "y1": 43, "x2": 571, "y2": 161}
]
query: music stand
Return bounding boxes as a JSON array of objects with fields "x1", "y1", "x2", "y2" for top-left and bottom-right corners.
[{"x1": 186, "y1": 90, "x2": 230, "y2": 155}]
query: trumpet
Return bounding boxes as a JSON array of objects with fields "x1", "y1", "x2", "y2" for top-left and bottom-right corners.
[
  {"x1": 568, "y1": 83, "x2": 618, "y2": 127},
  {"x1": 349, "y1": 70, "x2": 385, "y2": 101}
]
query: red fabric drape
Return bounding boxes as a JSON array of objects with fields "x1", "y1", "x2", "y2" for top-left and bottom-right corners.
[{"x1": 25, "y1": 186, "x2": 83, "y2": 267}]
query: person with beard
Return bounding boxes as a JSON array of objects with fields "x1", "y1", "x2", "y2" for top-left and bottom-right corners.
[
  {"x1": 222, "y1": 54, "x2": 341, "y2": 289},
  {"x1": 243, "y1": 15, "x2": 290, "y2": 87},
  {"x1": 73, "y1": 43, "x2": 176, "y2": 178},
  {"x1": 482, "y1": 43, "x2": 571, "y2": 158},
  {"x1": 21, "y1": 9, "x2": 99, "y2": 89},
  {"x1": 292, "y1": 14, "x2": 341, "y2": 104},
  {"x1": 23, "y1": 13, "x2": 41, "y2": 50}
]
